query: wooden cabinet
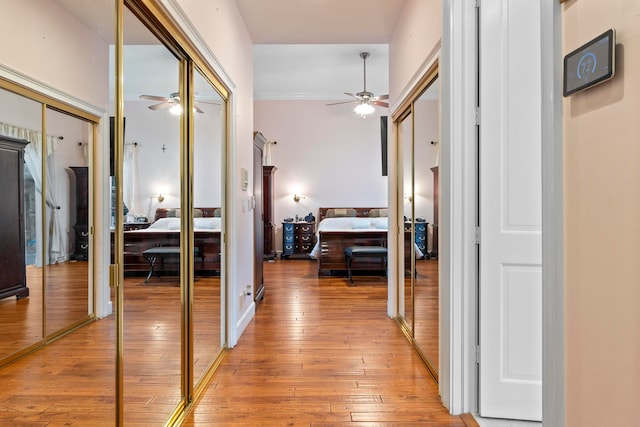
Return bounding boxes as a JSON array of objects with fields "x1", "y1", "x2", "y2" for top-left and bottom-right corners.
[
  {"x1": 0, "y1": 136, "x2": 29, "y2": 300},
  {"x1": 263, "y1": 165, "x2": 277, "y2": 259},
  {"x1": 281, "y1": 222, "x2": 315, "y2": 259},
  {"x1": 69, "y1": 166, "x2": 89, "y2": 261}
]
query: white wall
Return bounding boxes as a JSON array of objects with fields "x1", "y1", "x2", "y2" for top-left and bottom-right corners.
[
  {"x1": 118, "y1": 100, "x2": 223, "y2": 220},
  {"x1": 254, "y1": 99, "x2": 388, "y2": 252},
  {"x1": 410, "y1": 98, "x2": 439, "y2": 223},
  {"x1": 389, "y1": 0, "x2": 443, "y2": 100},
  {"x1": 0, "y1": 0, "x2": 110, "y2": 110}
]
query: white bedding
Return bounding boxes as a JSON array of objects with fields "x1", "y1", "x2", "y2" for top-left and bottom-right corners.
[
  {"x1": 131, "y1": 217, "x2": 221, "y2": 232},
  {"x1": 310, "y1": 217, "x2": 424, "y2": 259}
]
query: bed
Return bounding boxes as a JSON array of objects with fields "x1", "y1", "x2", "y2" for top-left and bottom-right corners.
[
  {"x1": 311, "y1": 207, "x2": 420, "y2": 276},
  {"x1": 116, "y1": 207, "x2": 222, "y2": 276}
]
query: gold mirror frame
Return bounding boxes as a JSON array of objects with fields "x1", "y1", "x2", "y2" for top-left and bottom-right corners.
[{"x1": 392, "y1": 63, "x2": 440, "y2": 382}]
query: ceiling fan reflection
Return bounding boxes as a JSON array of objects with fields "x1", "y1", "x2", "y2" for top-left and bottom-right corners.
[{"x1": 139, "y1": 92, "x2": 219, "y2": 114}]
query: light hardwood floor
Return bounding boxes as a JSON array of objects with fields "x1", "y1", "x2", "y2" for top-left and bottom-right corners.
[
  {"x1": 182, "y1": 259, "x2": 460, "y2": 426},
  {"x1": 0, "y1": 258, "x2": 462, "y2": 425}
]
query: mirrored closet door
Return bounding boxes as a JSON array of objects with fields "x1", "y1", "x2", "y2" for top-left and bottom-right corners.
[
  {"x1": 411, "y1": 76, "x2": 440, "y2": 379},
  {"x1": 394, "y1": 69, "x2": 440, "y2": 380},
  {"x1": 398, "y1": 109, "x2": 414, "y2": 334},
  {"x1": 0, "y1": 83, "x2": 103, "y2": 421},
  {"x1": 192, "y1": 68, "x2": 226, "y2": 390},
  {"x1": 121, "y1": 7, "x2": 183, "y2": 423},
  {"x1": 117, "y1": 3, "x2": 229, "y2": 423}
]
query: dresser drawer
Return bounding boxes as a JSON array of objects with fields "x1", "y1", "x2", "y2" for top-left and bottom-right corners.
[{"x1": 295, "y1": 223, "x2": 314, "y2": 234}]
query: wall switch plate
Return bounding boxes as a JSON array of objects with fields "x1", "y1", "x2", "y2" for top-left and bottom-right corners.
[{"x1": 241, "y1": 168, "x2": 248, "y2": 191}]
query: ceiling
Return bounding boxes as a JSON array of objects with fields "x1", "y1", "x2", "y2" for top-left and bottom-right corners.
[
  {"x1": 54, "y1": 0, "x2": 407, "y2": 102},
  {"x1": 235, "y1": 0, "x2": 405, "y2": 44},
  {"x1": 236, "y1": 0, "x2": 405, "y2": 100}
]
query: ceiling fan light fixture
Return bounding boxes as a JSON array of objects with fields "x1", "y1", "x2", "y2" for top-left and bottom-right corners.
[
  {"x1": 354, "y1": 102, "x2": 375, "y2": 117},
  {"x1": 169, "y1": 104, "x2": 183, "y2": 115}
]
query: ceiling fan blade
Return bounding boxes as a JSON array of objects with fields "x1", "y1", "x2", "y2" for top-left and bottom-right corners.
[
  {"x1": 371, "y1": 101, "x2": 389, "y2": 108},
  {"x1": 374, "y1": 94, "x2": 389, "y2": 101},
  {"x1": 148, "y1": 101, "x2": 174, "y2": 110},
  {"x1": 195, "y1": 100, "x2": 221, "y2": 105},
  {"x1": 326, "y1": 100, "x2": 358, "y2": 106},
  {"x1": 343, "y1": 92, "x2": 361, "y2": 99},
  {"x1": 140, "y1": 94, "x2": 170, "y2": 102}
]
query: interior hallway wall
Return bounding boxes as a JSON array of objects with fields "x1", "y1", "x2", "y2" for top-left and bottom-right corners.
[{"x1": 563, "y1": 1, "x2": 640, "y2": 426}]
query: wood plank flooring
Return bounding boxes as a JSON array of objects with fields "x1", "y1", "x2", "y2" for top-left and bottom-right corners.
[
  {"x1": 182, "y1": 259, "x2": 461, "y2": 426},
  {"x1": 0, "y1": 258, "x2": 460, "y2": 426}
]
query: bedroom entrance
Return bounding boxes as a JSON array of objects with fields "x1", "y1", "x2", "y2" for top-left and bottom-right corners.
[{"x1": 393, "y1": 64, "x2": 440, "y2": 380}]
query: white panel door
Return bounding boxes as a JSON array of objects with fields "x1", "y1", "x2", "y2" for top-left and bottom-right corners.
[{"x1": 479, "y1": 0, "x2": 542, "y2": 420}]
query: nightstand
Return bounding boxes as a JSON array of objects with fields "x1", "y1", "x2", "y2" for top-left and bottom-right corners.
[
  {"x1": 405, "y1": 221, "x2": 428, "y2": 259},
  {"x1": 282, "y1": 221, "x2": 315, "y2": 259}
]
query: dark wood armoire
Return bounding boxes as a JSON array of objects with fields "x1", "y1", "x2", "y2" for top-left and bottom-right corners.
[
  {"x1": 0, "y1": 135, "x2": 29, "y2": 300},
  {"x1": 263, "y1": 165, "x2": 277, "y2": 260}
]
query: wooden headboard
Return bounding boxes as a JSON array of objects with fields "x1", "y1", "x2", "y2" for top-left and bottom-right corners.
[
  {"x1": 317, "y1": 207, "x2": 387, "y2": 223},
  {"x1": 154, "y1": 207, "x2": 220, "y2": 222}
]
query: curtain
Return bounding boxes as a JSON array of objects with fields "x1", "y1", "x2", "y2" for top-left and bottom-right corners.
[
  {"x1": 123, "y1": 142, "x2": 138, "y2": 220},
  {"x1": 0, "y1": 122, "x2": 66, "y2": 264},
  {"x1": 263, "y1": 139, "x2": 275, "y2": 166}
]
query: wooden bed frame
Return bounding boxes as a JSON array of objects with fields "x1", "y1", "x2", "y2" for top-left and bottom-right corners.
[
  {"x1": 316, "y1": 207, "x2": 409, "y2": 277},
  {"x1": 115, "y1": 207, "x2": 221, "y2": 276}
]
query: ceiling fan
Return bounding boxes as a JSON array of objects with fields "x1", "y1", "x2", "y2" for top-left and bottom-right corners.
[
  {"x1": 326, "y1": 52, "x2": 389, "y2": 116},
  {"x1": 139, "y1": 92, "x2": 218, "y2": 114}
]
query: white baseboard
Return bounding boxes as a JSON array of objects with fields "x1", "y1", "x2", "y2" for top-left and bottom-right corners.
[{"x1": 235, "y1": 302, "x2": 255, "y2": 345}]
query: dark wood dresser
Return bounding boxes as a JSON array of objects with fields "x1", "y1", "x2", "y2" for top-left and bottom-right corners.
[
  {"x1": 405, "y1": 221, "x2": 428, "y2": 259},
  {"x1": 70, "y1": 166, "x2": 89, "y2": 261},
  {"x1": 281, "y1": 221, "x2": 315, "y2": 259},
  {"x1": 0, "y1": 136, "x2": 29, "y2": 300}
]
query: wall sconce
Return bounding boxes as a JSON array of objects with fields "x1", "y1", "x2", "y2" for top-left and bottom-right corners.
[
  {"x1": 404, "y1": 194, "x2": 413, "y2": 203},
  {"x1": 293, "y1": 194, "x2": 306, "y2": 202},
  {"x1": 150, "y1": 194, "x2": 164, "y2": 203}
]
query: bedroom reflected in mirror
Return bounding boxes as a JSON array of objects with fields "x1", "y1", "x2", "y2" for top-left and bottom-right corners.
[
  {"x1": 192, "y1": 67, "x2": 226, "y2": 388},
  {"x1": 45, "y1": 108, "x2": 92, "y2": 338},
  {"x1": 411, "y1": 73, "x2": 440, "y2": 379},
  {"x1": 122, "y1": 6, "x2": 182, "y2": 422},
  {"x1": 0, "y1": 88, "x2": 45, "y2": 364}
]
